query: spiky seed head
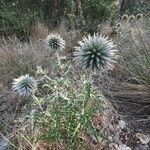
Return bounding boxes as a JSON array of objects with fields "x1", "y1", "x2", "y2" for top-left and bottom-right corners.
[
  {"x1": 121, "y1": 14, "x2": 128, "y2": 22},
  {"x1": 74, "y1": 34, "x2": 118, "y2": 71},
  {"x1": 136, "y1": 13, "x2": 143, "y2": 21},
  {"x1": 116, "y1": 29, "x2": 121, "y2": 35},
  {"x1": 45, "y1": 33, "x2": 66, "y2": 53},
  {"x1": 115, "y1": 23, "x2": 121, "y2": 29},
  {"x1": 12, "y1": 74, "x2": 37, "y2": 97},
  {"x1": 128, "y1": 15, "x2": 135, "y2": 22},
  {"x1": 36, "y1": 66, "x2": 45, "y2": 74}
]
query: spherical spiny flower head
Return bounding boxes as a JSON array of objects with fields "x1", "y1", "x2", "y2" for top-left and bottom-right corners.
[
  {"x1": 45, "y1": 33, "x2": 66, "y2": 53},
  {"x1": 136, "y1": 13, "x2": 143, "y2": 21},
  {"x1": 115, "y1": 23, "x2": 121, "y2": 29},
  {"x1": 12, "y1": 74, "x2": 37, "y2": 97},
  {"x1": 74, "y1": 34, "x2": 117, "y2": 71},
  {"x1": 121, "y1": 14, "x2": 128, "y2": 22},
  {"x1": 128, "y1": 15, "x2": 135, "y2": 22}
]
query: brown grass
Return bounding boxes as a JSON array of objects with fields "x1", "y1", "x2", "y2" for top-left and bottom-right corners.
[{"x1": 94, "y1": 16, "x2": 150, "y2": 134}]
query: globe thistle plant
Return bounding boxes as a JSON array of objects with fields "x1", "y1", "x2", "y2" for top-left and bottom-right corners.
[
  {"x1": 128, "y1": 15, "x2": 135, "y2": 22},
  {"x1": 115, "y1": 23, "x2": 121, "y2": 29},
  {"x1": 136, "y1": 13, "x2": 143, "y2": 21},
  {"x1": 45, "y1": 33, "x2": 66, "y2": 53},
  {"x1": 12, "y1": 74, "x2": 37, "y2": 97},
  {"x1": 74, "y1": 34, "x2": 117, "y2": 71},
  {"x1": 121, "y1": 14, "x2": 128, "y2": 22}
]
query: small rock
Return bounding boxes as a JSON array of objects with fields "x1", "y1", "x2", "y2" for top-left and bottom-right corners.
[
  {"x1": 136, "y1": 133, "x2": 150, "y2": 145},
  {"x1": 109, "y1": 143, "x2": 131, "y2": 150},
  {"x1": 118, "y1": 120, "x2": 126, "y2": 129},
  {"x1": 118, "y1": 144, "x2": 132, "y2": 150},
  {"x1": 0, "y1": 137, "x2": 9, "y2": 150}
]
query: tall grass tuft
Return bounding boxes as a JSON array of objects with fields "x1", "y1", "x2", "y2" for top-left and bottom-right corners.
[
  {"x1": 116, "y1": 15, "x2": 150, "y2": 85},
  {"x1": 0, "y1": 36, "x2": 51, "y2": 86}
]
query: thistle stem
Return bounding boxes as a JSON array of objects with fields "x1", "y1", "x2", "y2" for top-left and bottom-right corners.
[
  {"x1": 56, "y1": 52, "x2": 61, "y2": 68},
  {"x1": 32, "y1": 95, "x2": 43, "y2": 111},
  {"x1": 87, "y1": 69, "x2": 92, "y2": 98}
]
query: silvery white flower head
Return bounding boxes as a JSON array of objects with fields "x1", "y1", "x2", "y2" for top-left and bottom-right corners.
[
  {"x1": 12, "y1": 74, "x2": 37, "y2": 97},
  {"x1": 45, "y1": 33, "x2": 66, "y2": 53},
  {"x1": 74, "y1": 34, "x2": 117, "y2": 71}
]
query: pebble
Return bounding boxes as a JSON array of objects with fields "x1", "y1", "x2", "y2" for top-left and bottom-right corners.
[{"x1": 0, "y1": 137, "x2": 8, "y2": 150}]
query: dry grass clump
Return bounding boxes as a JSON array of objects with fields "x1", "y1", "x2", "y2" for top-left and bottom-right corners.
[
  {"x1": 30, "y1": 21, "x2": 49, "y2": 41},
  {"x1": 97, "y1": 21, "x2": 114, "y2": 37},
  {"x1": 0, "y1": 21, "x2": 84, "y2": 87},
  {"x1": 95, "y1": 15, "x2": 150, "y2": 134},
  {"x1": 55, "y1": 22, "x2": 86, "y2": 57},
  {"x1": 0, "y1": 36, "x2": 47, "y2": 86},
  {"x1": 115, "y1": 14, "x2": 150, "y2": 85}
]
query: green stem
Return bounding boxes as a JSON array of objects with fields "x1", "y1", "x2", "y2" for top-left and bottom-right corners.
[
  {"x1": 32, "y1": 95, "x2": 43, "y2": 111},
  {"x1": 82, "y1": 69, "x2": 92, "y2": 115},
  {"x1": 87, "y1": 69, "x2": 91, "y2": 99},
  {"x1": 56, "y1": 52, "x2": 61, "y2": 68}
]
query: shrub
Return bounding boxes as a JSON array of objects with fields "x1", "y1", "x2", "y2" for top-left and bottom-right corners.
[
  {"x1": 0, "y1": 1, "x2": 37, "y2": 39},
  {"x1": 10, "y1": 63, "x2": 104, "y2": 149},
  {"x1": 119, "y1": 0, "x2": 150, "y2": 15},
  {"x1": 82, "y1": 0, "x2": 116, "y2": 33},
  {"x1": 33, "y1": 74, "x2": 102, "y2": 149},
  {"x1": 0, "y1": 1, "x2": 117, "y2": 37}
]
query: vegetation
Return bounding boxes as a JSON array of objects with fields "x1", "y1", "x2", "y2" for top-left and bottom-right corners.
[
  {"x1": 0, "y1": 0, "x2": 116, "y2": 37},
  {"x1": 115, "y1": 14, "x2": 150, "y2": 84},
  {"x1": 0, "y1": 0, "x2": 150, "y2": 150}
]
